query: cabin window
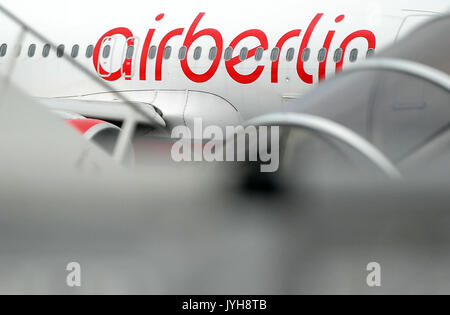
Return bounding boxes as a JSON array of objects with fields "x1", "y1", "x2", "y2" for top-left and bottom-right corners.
[
  {"x1": 102, "y1": 45, "x2": 111, "y2": 58},
  {"x1": 0, "y1": 44, "x2": 7, "y2": 57},
  {"x1": 43, "y1": 44, "x2": 51, "y2": 57},
  {"x1": 318, "y1": 48, "x2": 327, "y2": 63},
  {"x1": 85, "y1": 45, "x2": 93, "y2": 58},
  {"x1": 367, "y1": 48, "x2": 375, "y2": 58},
  {"x1": 209, "y1": 47, "x2": 217, "y2": 60},
  {"x1": 193, "y1": 46, "x2": 202, "y2": 60},
  {"x1": 286, "y1": 48, "x2": 295, "y2": 62},
  {"x1": 56, "y1": 45, "x2": 65, "y2": 58},
  {"x1": 148, "y1": 46, "x2": 157, "y2": 59},
  {"x1": 270, "y1": 48, "x2": 279, "y2": 62},
  {"x1": 349, "y1": 48, "x2": 358, "y2": 62},
  {"x1": 255, "y1": 47, "x2": 264, "y2": 61},
  {"x1": 71, "y1": 45, "x2": 79, "y2": 58},
  {"x1": 224, "y1": 47, "x2": 233, "y2": 61},
  {"x1": 333, "y1": 48, "x2": 342, "y2": 63},
  {"x1": 239, "y1": 47, "x2": 248, "y2": 61},
  {"x1": 126, "y1": 45, "x2": 135, "y2": 59},
  {"x1": 301, "y1": 48, "x2": 310, "y2": 62},
  {"x1": 163, "y1": 46, "x2": 172, "y2": 59},
  {"x1": 28, "y1": 44, "x2": 36, "y2": 58},
  {"x1": 178, "y1": 46, "x2": 187, "y2": 60}
]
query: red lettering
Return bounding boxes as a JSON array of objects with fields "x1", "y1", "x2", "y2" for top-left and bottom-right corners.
[
  {"x1": 318, "y1": 30, "x2": 335, "y2": 82},
  {"x1": 140, "y1": 29, "x2": 155, "y2": 81},
  {"x1": 95, "y1": 13, "x2": 377, "y2": 86},
  {"x1": 181, "y1": 13, "x2": 223, "y2": 83},
  {"x1": 225, "y1": 29, "x2": 268, "y2": 84},
  {"x1": 271, "y1": 30, "x2": 301, "y2": 83},
  {"x1": 155, "y1": 28, "x2": 184, "y2": 81},
  {"x1": 297, "y1": 13, "x2": 324, "y2": 84},
  {"x1": 93, "y1": 27, "x2": 133, "y2": 81},
  {"x1": 123, "y1": 37, "x2": 137, "y2": 81},
  {"x1": 319, "y1": 15, "x2": 345, "y2": 82},
  {"x1": 336, "y1": 30, "x2": 376, "y2": 72}
]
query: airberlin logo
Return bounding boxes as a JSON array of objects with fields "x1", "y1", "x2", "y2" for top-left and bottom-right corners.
[{"x1": 93, "y1": 12, "x2": 376, "y2": 85}]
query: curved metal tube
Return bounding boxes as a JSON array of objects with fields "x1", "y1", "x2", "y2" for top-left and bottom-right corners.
[{"x1": 245, "y1": 112, "x2": 402, "y2": 180}]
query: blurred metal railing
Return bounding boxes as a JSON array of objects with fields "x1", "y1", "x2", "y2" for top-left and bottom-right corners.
[{"x1": 245, "y1": 113, "x2": 402, "y2": 180}]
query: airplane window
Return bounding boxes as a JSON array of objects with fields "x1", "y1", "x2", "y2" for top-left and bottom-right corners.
[
  {"x1": 0, "y1": 44, "x2": 7, "y2": 57},
  {"x1": 28, "y1": 44, "x2": 36, "y2": 58},
  {"x1": 318, "y1": 48, "x2": 327, "y2": 63},
  {"x1": 333, "y1": 48, "x2": 342, "y2": 63},
  {"x1": 15, "y1": 45, "x2": 22, "y2": 57},
  {"x1": 301, "y1": 48, "x2": 310, "y2": 62},
  {"x1": 349, "y1": 48, "x2": 358, "y2": 62},
  {"x1": 164, "y1": 46, "x2": 172, "y2": 59},
  {"x1": 239, "y1": 47, "x2": 248, "y2": 61},
  {"x1": 126, "y1": 45, "x2": 135, "y2": 59},
  {"x1": 193, "y1": 46, "x2": 202, "y2": 60},
  {"x1": 224, "y1": 47, "x2": 233, "y2": 61},
  {"x1": 270, "y1": 48, "x2": 279, "y2": 62},
  {"x1": 56, "y1": 45, "x2": 65, "y2": 58},
  {"x1": 148, "y1": 46, "x2": 157, "y2": 59},
  {"x1": 209, "y1": 47, "x2": 217, "y2": 60},
  {"x1": 102, "y1": 45, "x2": 111, "y2": 59},
  {"x1": 71, "y1": 45, "x2": 79, "y2": 58},
  {"x1": 85, "y1": 45, "x2": 93, "y2": 58},
  {"x1": 255, "y1": 47, "x2": 264, "y2": 61},
  {"x1": 43, "y1": 44, "x2": 51, "y2": 57},
  {"x1": 178, "y1": 46, "x2": 187, "y2": 60},
  {"x1": 366, "y1": 48, "x2": 375, "y2": 58},
  {"x1": 286, "y1": 48, "x2": 295, "y2": 62}
]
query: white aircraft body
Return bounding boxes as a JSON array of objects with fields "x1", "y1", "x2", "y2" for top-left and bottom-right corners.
[{"x1": 0, "y1": 0, "x2": 448, "y2": 132}]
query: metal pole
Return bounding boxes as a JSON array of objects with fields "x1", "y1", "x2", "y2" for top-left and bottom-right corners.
[{"x1": 113, "y1": 111, "x2": 137, "y2": 163}]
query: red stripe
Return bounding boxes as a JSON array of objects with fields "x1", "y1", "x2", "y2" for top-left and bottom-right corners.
[{"x1": 65, "y1": 119, "x2": 105, "y2": 134}]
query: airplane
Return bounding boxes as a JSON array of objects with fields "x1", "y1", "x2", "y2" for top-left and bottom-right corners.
[{"x1": 0, "y1": 0, "x2": 448, "y2": 144}]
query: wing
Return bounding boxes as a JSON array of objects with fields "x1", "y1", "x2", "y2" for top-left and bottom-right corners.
[{"x1": 37, "y1": 98, "x2": 166, "y2": 128}]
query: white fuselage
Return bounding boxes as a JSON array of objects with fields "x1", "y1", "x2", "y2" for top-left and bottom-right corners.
[{"x1": 0, "y1": 0, "x2": 448, "y2": 121}]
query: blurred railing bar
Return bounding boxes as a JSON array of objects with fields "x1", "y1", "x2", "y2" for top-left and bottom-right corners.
[
  {"x1": 245, "y1": 113, "x2": 402, "y2": 180},
  {"x1": 113, "y1": 112, "x2": 137, "y2": 163}
]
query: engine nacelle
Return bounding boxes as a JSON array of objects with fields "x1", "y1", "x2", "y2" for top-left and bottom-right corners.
[
  {"x1": 54, "y1": 111, "x2": 134, "y2": 163},
  {"x1": 65, "y1": 118, "x2": 121, "y2": 155}
]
